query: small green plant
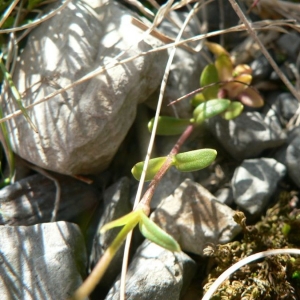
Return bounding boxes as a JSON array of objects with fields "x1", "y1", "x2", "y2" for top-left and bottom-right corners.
[{"x1": 70, "y1": 42, "x2": 264, "y2": 300}]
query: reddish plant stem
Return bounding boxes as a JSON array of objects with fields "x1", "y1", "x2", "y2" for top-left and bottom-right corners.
[{"x1": 138, "y1": 124, "x2": 195, "y2": 211}]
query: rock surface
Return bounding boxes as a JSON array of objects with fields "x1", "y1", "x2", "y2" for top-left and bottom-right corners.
[
  {"x1": 0, "y1": 221, "x2": 87, "y2": 300},
  {"x1": 275, "y1": 126, "x2": 300, "y2": 188},
  {"x1": 151, "y1": 179, "x2": 241, "y2": 255},
  {"x1": 105, "y1": 240, "x2": 196, "y2": 300},
  {"x1": 232, "y1": 158, "x2": 286, "y2": 215},
  {"x1": 3, "y1": 0, "x2": 168, "y2": 175},
  {"x1": 206, "y1": 112, "x2": 287, "y2": 160},
  {"x1": 0, "y1": 173, "x2": 99, "y2": 226}
]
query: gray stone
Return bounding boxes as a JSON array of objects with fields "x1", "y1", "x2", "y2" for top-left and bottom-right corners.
[
  {"x1": 105, "y1": 239, "x2": 196, "y2": 300},
  {"x1": 3, "y1": 0, "x2": 168, "y2": 175},
  {"x1": 274, "y1": 126, "x2": 300, "y2": 188},
  {"x1": 206, "y1": 112, "x2": 287, "y2": 160},
  {"x1": 0, "y1": 221, "x2": 87, "y2": 300},
  {"x1": 90, "y1": 177, "x2": 132, "y2": 289},
  {"x1": 263, "y1": 92, "x2": 300, "y2": 127},
  {"x1": 214, "y1": 187, "x2": 234, "y2": 206},
  {"x1": 276, "y1": 32, "x2": 300, "y2": 60},
  {"x1": 132, "y1": 166, "x2": 194, "y2": 209},
  {"x1": 151, "y1": 179, "x2": 241, "y2": 255},
  {"x1": 0, "y1": 173, "x2": 99, "y2": 226},
  {"x1": 232, "y1": 158, "x2": 286, "y2": 215}
]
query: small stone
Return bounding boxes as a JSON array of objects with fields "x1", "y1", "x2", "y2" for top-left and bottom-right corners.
[
  {"x1": 276, "y1": 32, "x2": 300, "y2": 60},
  {"x1": 206, "y1": 112, "x2": 287, "y2": 160},
  {"x1": 151, "y1": 179, "x2": 241, "y2": 255},
  {"x1": 250, "y1": 53, "x2": 273, "y2": 82},
  {"x1": 105, "y1": 239, "x2": 197, "y2": 300},
  {"x1": 274, "y1": 126, "x2": 300, "y2": 188},
  {"x1": 0, "y1": 173, "x2": 99, "y2": 226},
  {"x1": 214, "y1": 187, "x2": 234, "y2": 206},
  {"x1": 232, "y1": 158, "x2": 286, "y2": 215},
  {"x1": 0, "y1": 222, "x2": 87, "y2": 300},
  {"x1": 264, "y1": 92, "x2": 300, "y2": 127}
]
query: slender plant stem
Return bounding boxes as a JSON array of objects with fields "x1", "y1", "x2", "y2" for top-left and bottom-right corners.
[
  {"x1": 70, "y1": 220, "x2": 139, "y2": 300},
  {"x1": 139, "y1": 124, "x2": 195, "y2": 209}
]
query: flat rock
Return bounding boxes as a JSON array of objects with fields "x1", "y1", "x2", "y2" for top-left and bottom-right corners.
[
  {"x1": 0, "y1": 221, "x2": 87, "y2": 300},
  {"x1": 3, "y1": 0, "x2": 167, "y2": 175},
  {"x1": 0, "y1": 173, "x2": 99, "y2": 226},
  {"x1": 206, "y1": 112, "x2": 287, "y2": 160},
  {"x1": 151, "y1": 179, "x2": 241, "y2": 255},
  {"x1": 105, "y1": 239, "x2": 196, "y2": 300},
  {"x1": 232, "y1": 158, "x2": 286, "y2": 215}
]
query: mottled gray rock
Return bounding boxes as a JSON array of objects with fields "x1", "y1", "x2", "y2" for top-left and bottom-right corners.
[
  {"x1": 232, "y1": 158, "x2": 286, "y2": 215},
  {"x1": 3, "y1": 0, "x2": 167, "y2": 175},
  {"x1": 276, "y1": 32, "x2": 300, "y2": 60},
  {"x1": 0, "y1": 173, "x2": 99, "y2": 226},
  {"x1": 105, "y1": 240, "x2": 196, "y2": 300},
  {"x1": 274, "y1": 126, "x2": 300, "y2": 188},
  {"x1": 131, "y1": 166, "x2": 194, "y2": 209},
  {"x1": 250, "y1": 53, "x2": 273, "y2": 82},
  {"x1": 214, "y1": 187, "x2": 234, "y2": 206},
  {"x1": 264, "y1": 92, "x2": 300, "y2": 127},
  {"x1": 206, "y1": 112, "x2": 287, "y2": 160},
  {"x1": 0, "y1": 221, "x2": 87, "y2": 300},
  {"x1": 90, "y1": 177, "x2": 132, "y2": 289},
  {"x1": 151, "y1": 179, "x2": 241, "y2": 255}
]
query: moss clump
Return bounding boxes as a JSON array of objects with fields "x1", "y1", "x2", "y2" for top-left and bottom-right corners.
[{"x1": 202, "y1": 190, "x2": 300, "y2": 299}]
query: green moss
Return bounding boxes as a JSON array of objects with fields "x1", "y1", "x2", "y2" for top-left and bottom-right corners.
[{"x1": 202, "y1": 190, "x2": 300, "y2": 299}]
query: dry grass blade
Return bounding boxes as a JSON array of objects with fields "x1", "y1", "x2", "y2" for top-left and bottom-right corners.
[
  {"x1": 0, "y1": 0, "x2": 72, "y2": 34},
  {"x1": 0, "y1": 16, "x2": 297, "y2": 127},
  {"x1": 0, "y1": 55, "x2": 38, "y2": 133},
  {"x1": 123, "y1": 0, "x2": 155, "y2": 19},
  {"x1": 0, "y1": 0, "x2": 20, "y2": 28}
]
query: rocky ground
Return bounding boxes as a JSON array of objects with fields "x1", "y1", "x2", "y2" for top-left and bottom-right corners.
[{"x1": 1, "y1": 0, "x2": 300, "y2": 299}]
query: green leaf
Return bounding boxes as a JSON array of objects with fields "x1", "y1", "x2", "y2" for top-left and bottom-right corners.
[
  {"x1": 148, "y1": 116, "x2": 191, "y2": 136},
  {"x1": 0, "y1": 55, "x2": 38, "y2": 133},
  {"x1": 215, "y1": 54, "x2": 233, "y2": 82},
  {"x1": 139, "y1": 213, "x2": 181, "y2": 252},
  {"x1": 200, "y1": 64, "x2": 219, "y2": 100},
  {"x1": 131, "y1": 157, "x2": 167, "y2": 181},
  {"x1": 222, "y1": 101, "x2": 244, "y2": 120},
  {"x1": 205, "y1": 41, "x2": 230, "y2": 57},
  {"x1": 193, "y1": 99, "x2": 230, "y2": 124},
  {"x1": 173, "y1": 149, "x2": 217, "y2": 172},
  {"x1": 190, "y1": 93, "x2": 206, "y2": 107},
  {"x1": 100, "y1": 210, "x2": 141, "y2": 233}
]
